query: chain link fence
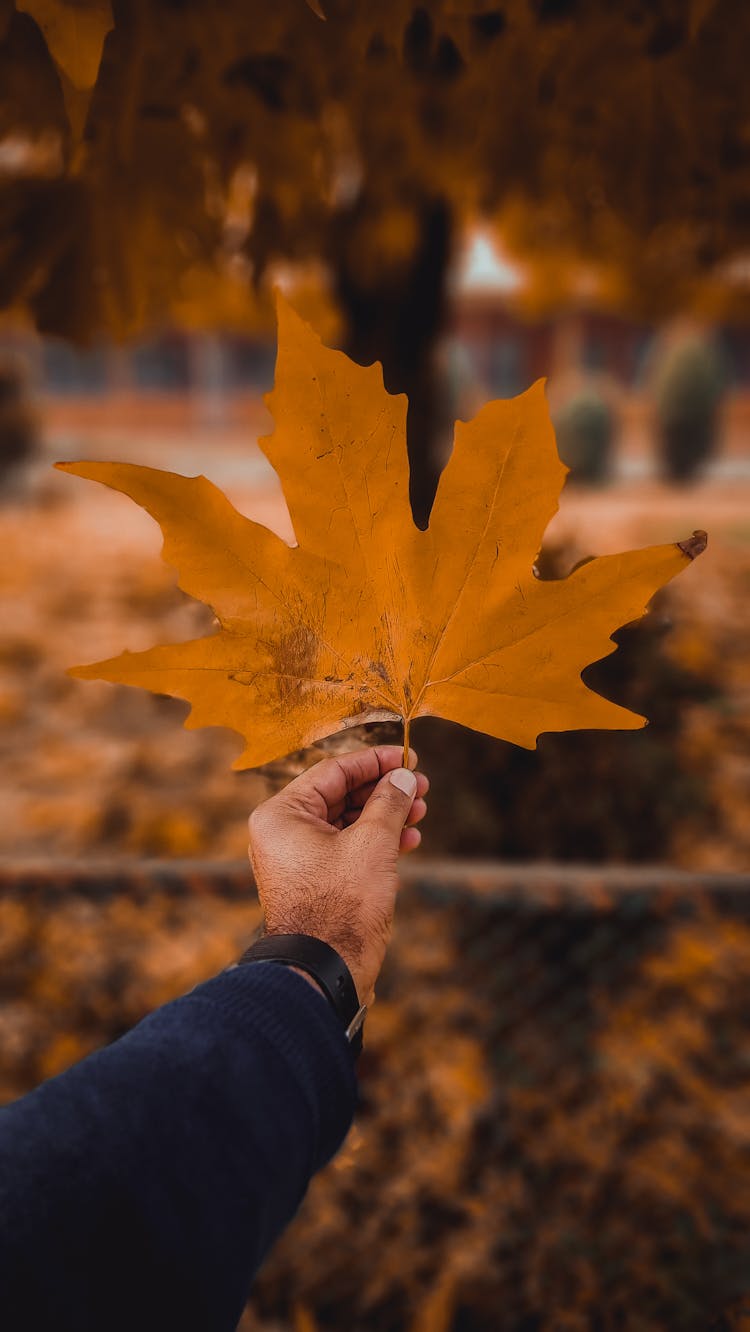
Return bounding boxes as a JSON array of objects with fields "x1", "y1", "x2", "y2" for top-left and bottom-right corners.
[{"x1": 2, "y1": 859, "x2": 750, "y2": 1330}]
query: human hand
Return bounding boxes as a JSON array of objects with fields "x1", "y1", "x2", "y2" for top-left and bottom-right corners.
[{"x1": 247, "y1": 746, "x2": 429, "y2": 1004}]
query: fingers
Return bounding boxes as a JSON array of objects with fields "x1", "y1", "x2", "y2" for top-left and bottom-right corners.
[
  {"x1": 280, "y1": 745, "x2": 419, "y2": 822},
  {"x1": 355, "y1": 765, "x2": 421, "y2": 840},
  {"x1": 400, "y1": 826, "x2": 421, "y2": 854},
  {"x1": 347, "y1": 771, "x2": 429, "y2": 811},
  {"x1": 405, "y1": 795, "x2": 427, "y2": 827},
  {"x1": 342, "y1": 795, "x2": 427, "y2": 828}
]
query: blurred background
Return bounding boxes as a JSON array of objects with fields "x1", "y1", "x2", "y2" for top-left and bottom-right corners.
[
  {"x1": 1, "y1": 1, "x2": 750, "y2": 1328},
  {"x1": 2, "y1": 202, "x2": 749, "y2": 870}
]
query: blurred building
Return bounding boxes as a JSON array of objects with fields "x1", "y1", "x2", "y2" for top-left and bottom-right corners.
[{"x1": 0, "y1": 225, "x2": 748, "y2": 474}]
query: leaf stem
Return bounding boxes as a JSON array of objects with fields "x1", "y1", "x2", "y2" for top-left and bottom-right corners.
[{"x1": 402, "y1": 715, "x2": 410, "y2": 769}]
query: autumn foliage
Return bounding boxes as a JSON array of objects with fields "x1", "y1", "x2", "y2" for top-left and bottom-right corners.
[
  {"x1": 2, "y1": 0, "x2": 748, "y2": 338},
  {"x1": 2, "y1": 0, "x2": 749, "y2": 523}
]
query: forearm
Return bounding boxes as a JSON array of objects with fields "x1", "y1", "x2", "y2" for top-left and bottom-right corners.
[{"x1": 0, "y1": 964, "x2": 357, "y2": 1332}]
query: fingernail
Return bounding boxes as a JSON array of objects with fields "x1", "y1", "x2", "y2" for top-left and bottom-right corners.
[{"x1": 390, "y1": 768, "x2": 417, "y2": 797}]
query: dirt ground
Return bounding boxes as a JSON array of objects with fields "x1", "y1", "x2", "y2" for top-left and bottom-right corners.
[{"x1": 1, "y1": 417, "x2": 748, "y2": 867}]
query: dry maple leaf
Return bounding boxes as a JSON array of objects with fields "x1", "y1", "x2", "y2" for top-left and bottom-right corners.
[{"x1": 57, "y1": 298, "x2": 706, "y2": 770}]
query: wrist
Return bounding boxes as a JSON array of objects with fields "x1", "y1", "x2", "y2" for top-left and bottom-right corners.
[
  {"x1": 238, "y1": 932, "x2": 367, "y2": 1055},
  {"x1": 263, "y1": 921, "x2": 367, "y2": 1004}
]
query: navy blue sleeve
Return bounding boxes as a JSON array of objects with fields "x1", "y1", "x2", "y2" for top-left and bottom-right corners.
[{"x1": 0, "y1": 962, "x2": 358, "y2": 1332}]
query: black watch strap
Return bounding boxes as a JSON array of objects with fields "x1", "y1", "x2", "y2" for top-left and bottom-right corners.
[{"x1": 237, "y1": 933, "x2": 366, "y2": 1057}]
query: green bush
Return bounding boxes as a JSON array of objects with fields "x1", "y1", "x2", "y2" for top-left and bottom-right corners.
[
  {"x1": 553, "y1": 388, "x2": 615, "y2": 484},
  {"x1": 654, "y1": 337, "x2": 725, "y2": 481}
]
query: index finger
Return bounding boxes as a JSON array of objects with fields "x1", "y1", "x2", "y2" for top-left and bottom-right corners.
[{"x1": 289, "y1": 744, "x2": 418, "y2": 819}]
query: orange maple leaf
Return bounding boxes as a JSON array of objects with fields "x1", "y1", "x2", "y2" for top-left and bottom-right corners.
[{"x1": 57, "y1": 299, "x2": 706, "y2": 769}]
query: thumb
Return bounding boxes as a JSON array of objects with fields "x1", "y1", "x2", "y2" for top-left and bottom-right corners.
[{"x1": 357, "y1": 767, "x2": 417, "y2": 841}]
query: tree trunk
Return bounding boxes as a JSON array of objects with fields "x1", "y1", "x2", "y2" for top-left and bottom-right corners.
[{"x1": 328, "y1": 192, "x2": 452, "y2": 529}]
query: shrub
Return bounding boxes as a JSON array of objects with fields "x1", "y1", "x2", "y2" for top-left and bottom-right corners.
[
  {"x1": 553, "y1": 388, "x2": 616, "y2": 484},
  {"x1": 653, "y1": 337, "x2": 725, "y2": 482}
]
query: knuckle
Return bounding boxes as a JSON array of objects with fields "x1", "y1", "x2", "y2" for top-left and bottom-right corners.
[
  {"x1": 309, "y1": 754, "x2": 339, "y2": 784},
  {"x1": 247, "y1": 802, "x2": 269, "y2": 839}
]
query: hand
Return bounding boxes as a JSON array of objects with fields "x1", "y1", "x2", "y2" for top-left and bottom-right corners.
[{"x1": 247, "y1": 746, "x2": 429, "y2": 1004}]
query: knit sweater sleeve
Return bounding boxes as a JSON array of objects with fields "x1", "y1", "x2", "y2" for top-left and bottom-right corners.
[{"x1": 0, "y1": 963, "x2": 358, "y2": 1332}]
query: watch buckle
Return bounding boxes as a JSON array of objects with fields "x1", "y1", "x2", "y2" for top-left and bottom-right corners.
[{"x1": 345, "y1": 1002, "x2": 367, "y2": 1043}]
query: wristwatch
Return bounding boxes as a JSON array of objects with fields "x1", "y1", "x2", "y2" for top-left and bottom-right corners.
[{"x1": 236, "y1": 932, "x2": 367, "y2": 1057}]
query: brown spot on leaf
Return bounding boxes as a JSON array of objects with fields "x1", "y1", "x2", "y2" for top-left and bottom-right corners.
[
  {"x1": 268, "y1": 618, "x2": 319, "y2": 703},
  {"x1": 677, "y1": 530, "x2": 708, "y2": 560}
]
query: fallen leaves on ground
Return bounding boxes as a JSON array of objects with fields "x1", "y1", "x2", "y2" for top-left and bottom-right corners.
[{"x1": 4, "y1": 868, "x2": 750, "y2": 1329}]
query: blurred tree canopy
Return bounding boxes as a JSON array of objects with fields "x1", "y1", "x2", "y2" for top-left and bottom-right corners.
[{"x1": 1, "y1": 0, "x2": 749, "y2": 514}]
